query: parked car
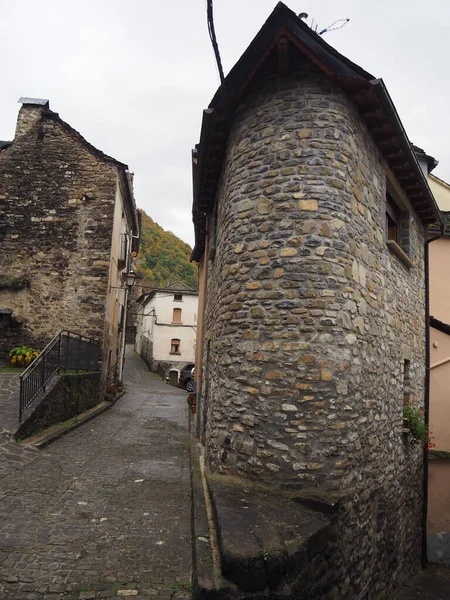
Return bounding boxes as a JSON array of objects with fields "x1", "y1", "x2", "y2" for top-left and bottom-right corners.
[{"x1": 179, "y1": 363, "x2": 195, "y2": 392}]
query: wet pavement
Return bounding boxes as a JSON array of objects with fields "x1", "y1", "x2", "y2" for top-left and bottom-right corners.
[
  {"x1": 0, "y1": 371, "x2": 40, "y2": 478},
  {"x1": 0, "y1": 347, "x2": 192, "y2": 599},
  {"x1": 0, "y1": 371, "x2": 21, "y2": 433}
]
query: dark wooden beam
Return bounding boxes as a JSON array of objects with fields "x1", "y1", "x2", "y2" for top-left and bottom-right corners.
[
  {"x1": 277, "y1": 36, "x2": 290, "y2": 75},
  {"x1": 351, "y1": 89, "x2": 378, "y2": 107},
  {"x1": 384, "y1": 150, "x2": 404, "y2": 161},
  {"x1": 375, "y1": 135, "x2": 398, "y2": 146},
  {"x1": 361, "y1": 107, "x2": 386, "y2": 121},
  {"x1": 391, "y1": 163, "x2": 412, "y2": 173},
  {"x1": 369, "y1": 123, "x2": 395, "y2": 137}
]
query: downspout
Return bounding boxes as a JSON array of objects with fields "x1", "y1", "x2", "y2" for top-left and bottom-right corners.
[{"x1": 422, "y1": 223, "x2": 445, "y2": 566}]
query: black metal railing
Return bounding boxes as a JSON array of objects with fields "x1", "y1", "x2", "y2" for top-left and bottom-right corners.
[{"x1": 19, "y1": 330, "x2": 100, "y2": 422}]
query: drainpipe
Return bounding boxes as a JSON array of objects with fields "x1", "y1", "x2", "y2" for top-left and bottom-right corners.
[{"x1": 422, "y1": 223, "x2": 445, "y2": 566}]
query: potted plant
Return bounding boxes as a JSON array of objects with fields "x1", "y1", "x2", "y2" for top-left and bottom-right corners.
[{"x1": 9, "y1": 345, "x2": 39, "y2": 368}]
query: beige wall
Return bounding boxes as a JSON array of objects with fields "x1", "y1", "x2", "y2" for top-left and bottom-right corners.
[
  {"x1": 429, "y1": 173, "x2": 450, "y2": 451},
  {"x1": 430, "y1": 327, "x2": 450, "y2": 452},
  {"x1": 429, "y1": 175, "x2": 450, "y2": 211},
  {"x1": 104, "y1": 178, "x2": 134, "y2": 382},
  {"x1": 429, "y1": 237, "x2": 450, "y2": 323},
  {"x1": 136, "y1": 291, "x2": 198, "y2": 365},
  {"x1": 427, "y1": 460, "x2": 450, "y2": 564}
]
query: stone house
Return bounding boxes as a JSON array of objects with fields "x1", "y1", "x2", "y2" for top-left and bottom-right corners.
[
  {"x1": 0, "y1": 98, "x2": 139, "y2": 383},
  {"x1": 135, "y1": 281, "x2": 198, "y2": 376},
  {"x1": 191, "y1": 3, "x2": 444, "y2": 597}
]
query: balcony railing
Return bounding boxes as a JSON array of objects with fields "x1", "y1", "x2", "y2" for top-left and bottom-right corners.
[{"x1": 19, "y1": 330, "x2": 100, "y2": 422}]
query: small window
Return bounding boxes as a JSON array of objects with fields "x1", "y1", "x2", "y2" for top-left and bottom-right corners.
[
  {"x1": 118, "y1": 305, "x2": 125, "y2": 331},
  {"x1": 386, "y1": 193, "x2": 399, "y2": 244},
  {"x1": 403, "y1": 359, "x2": 411, "y2": 406},
  {"x1": 172, "y1": 308, "x2": 182, "y2": 323},
  {"x1": 385, "y1": 185, "x2": 413, "y2": 268},
  {"x1": 174, "y1": 294, "x2": 183, "y2": 302},
  {"x1": 171, "y1": 338, "x2": 180, "y2": 354},
  {"x1": 118, "y1": 233, "x2": 129, "y2": 271}
]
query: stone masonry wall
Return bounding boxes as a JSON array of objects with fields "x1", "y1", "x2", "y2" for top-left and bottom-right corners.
[
  {"x1": 0, "y1": 106, "x2": 118, "y2": 359},
  {"x1": 15, "y1": 372, "x2": 101, "y2": 440},
  {"x1": 202, "y1": 55, "x2": 426, "y2": 596},
  {"x1": 139, "y1": 333, "x2": 154, "y2": 370}
]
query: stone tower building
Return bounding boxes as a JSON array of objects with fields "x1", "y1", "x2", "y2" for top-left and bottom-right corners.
[
  {"x1": 0, "y1": 99, "x2": 139, "y2": 382},
  {"x1": 192, "y1": 3, "x2": 443, "y2": 597}
]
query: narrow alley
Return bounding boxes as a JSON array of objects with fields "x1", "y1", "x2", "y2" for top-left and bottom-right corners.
[{"x1": 0, "y1": 348, "x2": 192, "y2": 600}]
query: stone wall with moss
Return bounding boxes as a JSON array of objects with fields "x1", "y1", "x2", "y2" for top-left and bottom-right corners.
[
  {"x1": 15, "y1": 372, "x2": 101, "y2": 440},
  {"x1": 0, "y1": 105, "x2": 118, "y2": 359},
  {"x1": 201, "y1": 55, "x2": 426, "y2": 596}
]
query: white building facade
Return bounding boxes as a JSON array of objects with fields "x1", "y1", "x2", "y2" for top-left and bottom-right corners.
[{"x1": 135, "y1": 282, "x2": 198, "y2": 374}]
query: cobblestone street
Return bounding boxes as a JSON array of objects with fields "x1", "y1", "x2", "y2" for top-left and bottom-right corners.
[{"x1": 0, "y1": 348, "x2": 192, "y2": 599}]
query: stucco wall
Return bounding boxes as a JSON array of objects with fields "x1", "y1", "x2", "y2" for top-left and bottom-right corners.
[
  {"x1": 201, "y1": 57, "x2": 426, "y2": 596},
  {"x1": 137, "y1": 291, "x2": 198, "y2": 367},
  {"x1": 103, "y1": 182, "x2": 133, "y2": 382},
  {"x1": 429, "y1": 237, "x2": 450, "y2": 323},
  {"x1": 429, "y1": 175, "x2": 450, "y2": 211},
  {"x1": 428, "y1": 459, "x2": 450, "y2": 564},
  {"x1": 430, "y1": 327, "x2": 450, "y2": 452}
]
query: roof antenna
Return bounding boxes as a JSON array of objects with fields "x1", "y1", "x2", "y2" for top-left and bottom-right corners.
[
  {"x1": 206, "y1": 0, "x2": 225, "y2": 85},
  {"x1": 319, "y1": 18, "x2": 350, "y2": 36}
]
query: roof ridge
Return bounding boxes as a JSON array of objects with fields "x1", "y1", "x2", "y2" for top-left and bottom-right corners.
[{"x1": 44, "y1": 109, "x2": 129, "y2": 170}]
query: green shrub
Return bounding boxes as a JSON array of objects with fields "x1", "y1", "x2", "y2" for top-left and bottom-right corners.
[{"x1": 403, "y1": 405, "x2": 434, "y2": 449}]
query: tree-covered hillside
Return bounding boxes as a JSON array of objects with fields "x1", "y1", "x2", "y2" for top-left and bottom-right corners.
[{"x1": 136, "y1": 211, "x2": 198, "y2": 290}]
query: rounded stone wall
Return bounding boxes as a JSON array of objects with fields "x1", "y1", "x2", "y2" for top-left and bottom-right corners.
[{"x1": 203, "y1": 57, "x2": 425, "y2": 494}]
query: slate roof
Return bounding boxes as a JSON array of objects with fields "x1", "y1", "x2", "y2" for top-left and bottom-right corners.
[{"x1": 137, "y1": 281, "x2": 198, "y2": 306}]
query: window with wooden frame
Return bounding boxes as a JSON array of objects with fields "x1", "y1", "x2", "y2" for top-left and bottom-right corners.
[
  {"x1": 170, "y1": 338, "x2": 180, "y2": 354},
  {"x1": 174, "y1": 293, "x2": 183, "y2": 302},
  {"x1": 385, "y1": 179, "x2": 414, "y2": 269},
  {"x1": 172, "y1": 308, "x2": 182, "y2": 323},
  {"x1": 386, "y1": 192, "x2": 399, "y2": 244}
]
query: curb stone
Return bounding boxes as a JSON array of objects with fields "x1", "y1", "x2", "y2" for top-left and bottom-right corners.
[{"x1": 18, "y1": 391, "x2": 126, "y2": 449}]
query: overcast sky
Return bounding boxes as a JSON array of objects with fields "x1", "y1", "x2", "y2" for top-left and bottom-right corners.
[{"x1": 1, "y1": 0, "x2": 449, "y2": 247}]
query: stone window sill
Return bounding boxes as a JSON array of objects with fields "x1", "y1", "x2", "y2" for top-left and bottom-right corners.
[{"x1": 387, "y1": 240, "x2": 414, "y2": 269}]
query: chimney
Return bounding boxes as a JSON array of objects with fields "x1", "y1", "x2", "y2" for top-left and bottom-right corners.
[{"x1": 15, "y1": 97, "x2": 50, "y2": 139}]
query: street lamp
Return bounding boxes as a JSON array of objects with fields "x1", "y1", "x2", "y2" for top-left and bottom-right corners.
[{"x1": 124, "y1": 271, "x2": 142, "y2": 289}]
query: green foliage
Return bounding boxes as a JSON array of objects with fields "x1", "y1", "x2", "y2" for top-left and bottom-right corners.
[
  {"x1": 260, "y1": 548, "x2": 270, "y2": 562},
  {"x1": 403, "y1": 405, "x2": 433, "y2": 448},
  {"x1": 0, "y1": 276, "x2": 29, "y2": 290},
  {"x1": 9, "y1": 345, "x2": 39, "y2": 367},
  {"x1": 136, "y1": 211, "x2": 198, "y2": 290},
  {"x1": 171, "y1": 582, "x2": 191, "y2": 596}
]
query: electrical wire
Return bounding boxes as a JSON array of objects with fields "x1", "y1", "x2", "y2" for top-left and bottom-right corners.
[{"x1": 206, "y1": 0, "x2": 225, "y2": 85}]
